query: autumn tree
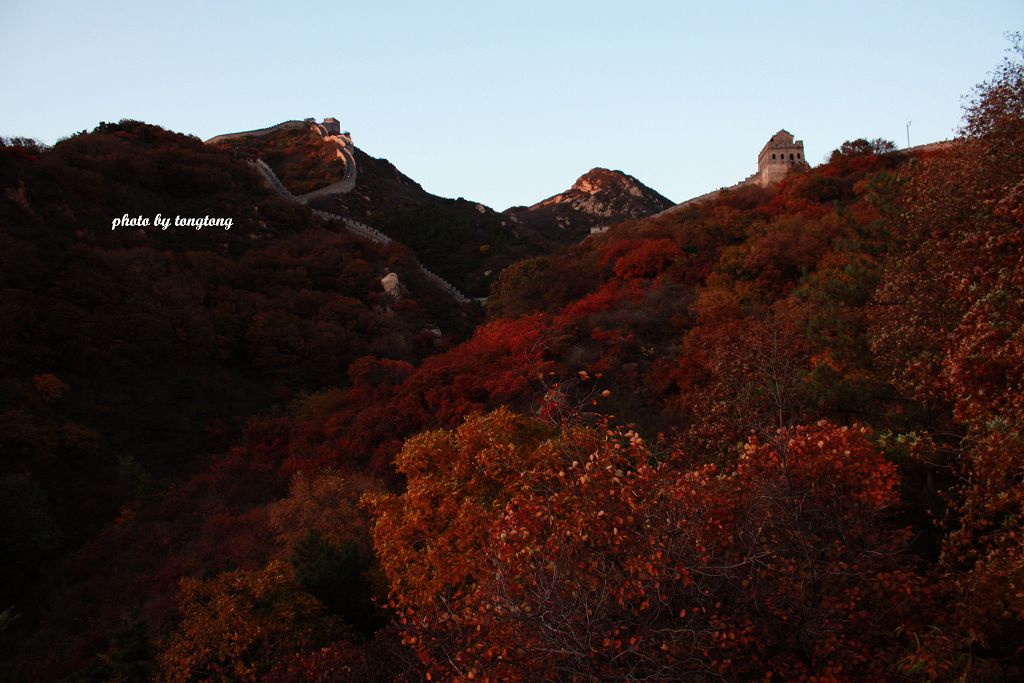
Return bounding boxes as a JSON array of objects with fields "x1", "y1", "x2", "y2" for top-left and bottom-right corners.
[
  {"x1": 672, "y1": 305, "x2": 815, "y2": 458},
  {"x1": 158, "y1": 562, "x2": 341, "y2": 683},
  {"x1": 371, "y1": 410, "x2": 923, "y2": 680},
  {"x1": 67, "y1": 620, "x2": 156, "y2": 683},
  {"x1": 869, "y1": 35, "x2": 1024, "y2": 676},
  {"x1": 366, "y1": 409, "x2": 557, "y2": 613}
]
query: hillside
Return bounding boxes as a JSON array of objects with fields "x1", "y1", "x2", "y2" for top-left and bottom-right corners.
[
  {"x1": 3, "y1": 44, "x2": 1024, "y2": 683},
  {"x1": 210, "y1": 124, "x2": 675, "y2": 298},
  {"x1": 211, "y1": 123, "x2": 559, "y2": 298},
  {"x1": 0, "y1": 120, "x2": 482, "y2": 598}
]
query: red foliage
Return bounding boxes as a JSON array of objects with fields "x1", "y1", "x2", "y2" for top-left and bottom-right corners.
[
  {"x1": 371, "y1": 411, "x2": 925, "y2": 681},
  {"x1": 612, "y1": 237, "x2": 684, "y2": 279},
  {"x1": 556, "y1": 278, "x2": 645, "y2": 320}
]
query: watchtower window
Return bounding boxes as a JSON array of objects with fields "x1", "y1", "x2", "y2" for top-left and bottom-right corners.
[
  {"x1": 789, "y1": 153, "x2": 794, "y2": 160},
  {"x1": 797, "y1": 153, "x2": 801, "y2": 159},
  {"x1": 772, "y1": 153, "x2": 776, "y2": 159}
]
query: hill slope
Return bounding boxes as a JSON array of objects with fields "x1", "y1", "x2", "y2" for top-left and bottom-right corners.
[
  {"x1": 212, "y1": 124, "x2": 555, "y2": 297},
  {"x1": 0, "y1": 120, "x2": 479, "y2": 571},
  {"x1": 6, "y1": 46, "x2": 1024, "y2": 681},
  {"x1": 504, "y1": 167, "x2": 675, "y2": 240}
]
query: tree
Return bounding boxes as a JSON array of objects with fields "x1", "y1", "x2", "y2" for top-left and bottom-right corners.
[
  {"x1": 67, "y1": 620, "x2": 156, "y2": 683},
  {"x1": 370, "y1": 410, "x2": 922, "y2": 681},
  {"x1": 291, "y1": 530, "x2": 382, "y2": 636},
  {"x1": 868, "y1": 35, "x2": 1024, "y2": 676},
  {"x1": 366, "y1": 409, "x2": 556, "y2": 613},
  {"x1": 830, "y1": 138, "x2": 897, "y2": 161},
  {"x1": 0, "y1": 474, "x2": 61, "y2": 605},
  {"x1": 158, "y1": 561, "x2": 341, "y2": 683}
]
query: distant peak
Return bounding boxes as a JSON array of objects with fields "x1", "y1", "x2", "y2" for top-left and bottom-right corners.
[
  {"x1": 570, "y1": 168, "x2": 635, "y2": 194},
  {"x1": 523, "y1": 166, "x2": 673, "y2": 222}
]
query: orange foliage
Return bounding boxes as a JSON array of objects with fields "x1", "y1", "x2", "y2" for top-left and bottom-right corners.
[
  {"x1": 370, "y1": 411, "x2": 923, "y2": 681},
  {"x1": 159, "y1": 561, "x2": 339, "y2": 683}
]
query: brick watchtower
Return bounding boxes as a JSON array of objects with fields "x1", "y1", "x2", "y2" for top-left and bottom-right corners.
[{"x1": 756, "y1": 130, "x2": 808, "y2": 186}]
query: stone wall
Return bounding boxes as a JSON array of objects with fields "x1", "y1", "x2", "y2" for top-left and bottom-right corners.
[
  {"x1": 250, "y1": 159, "x2": 297, "y2": 200},
  {"x1": 205, "y1": 120, "x2": 308, "y2": 145},
  {"x1": 656, "y1": 169, "x2": 761, "y2": 216},
  {"x1": 213, "y1": 118, "x2": 358, "y2": 202},
  {"x1": 309, "y1": 211, "x2": 393, "y2": 245},
  {"x1": 215, "y1": 117, "x2": 477, "y2": 304},
  {"x1": 296, "y1": 135, "x2": 357, "y2": 200},
  {"x1": 895, "y1": 140, "x2": 955, "y2": 155},
  {"x1": 419, "y1": 267, "x2": 471, "y2": 303}
]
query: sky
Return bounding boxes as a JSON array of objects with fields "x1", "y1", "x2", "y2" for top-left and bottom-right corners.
[{"x1": 1, "y1": 1, "x2": 1021, "y2": 210}]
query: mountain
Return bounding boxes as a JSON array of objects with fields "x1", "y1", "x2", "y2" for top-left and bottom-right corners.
[
  {"x1": 0, "y1": 120, "x2": 484, "y2": 561},
  {"x1": 6, "y1": 44, "x2": 1024, "y2": 683},
  {"x1": 503, "y1": 167, "x2": 674, "y2": 240},
  {"x1": 321, "y1": 147, "x2": 549, "y2": 297},
  {"x1": 36, "y1": 126, "x2": 1013, "y2": 682},
  {"x1": 209, "y1": 126, "x2": 675, "y2": 296},
  {"x1": 211, "y1": 123, "x2": 556, "y2": 298}
]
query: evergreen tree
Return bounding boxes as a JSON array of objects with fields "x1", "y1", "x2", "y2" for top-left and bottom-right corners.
[{"x1": 291, "y1": 530, "x2": 381, "y2": 636}]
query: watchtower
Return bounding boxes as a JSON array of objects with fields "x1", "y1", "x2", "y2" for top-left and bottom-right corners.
[
  {"x1": 322, "y1": 118, "x2": 341, "y2": 135},
  {"x1": 756, "y1": 130, "x2": 807, "y2": 186}
]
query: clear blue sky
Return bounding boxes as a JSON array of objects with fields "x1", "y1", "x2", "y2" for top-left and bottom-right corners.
[{"x1": 1, "y1": 1, "x2": 1020, "y2": 209}]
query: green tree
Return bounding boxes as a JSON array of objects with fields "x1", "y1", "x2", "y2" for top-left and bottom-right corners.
[
  {"x1": 0, "y1": 475, "x2": 61, "y2": 604},
  {"x1": 66, "y1": 620, "x2": 155, "y2": 683},
  {"x1": 829, "y1": 138, "x2": 897, "y2": 161},
  {"x1": 291, "y1": 530, "x2": 382, "y2": 636}
]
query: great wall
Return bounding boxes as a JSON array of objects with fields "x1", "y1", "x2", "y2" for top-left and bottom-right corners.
[
  {"x1": 657, "y1": 131, "x2": 956, "y2": 217},
  {"x1": 206, "y1": 118, "x2": 475, "y2": 304},
  {"x1": 657, "y1": 129, "x2": 810, "y2": 216},
  {"x1": 210, "y1": 121, "x2": 955, "y2": 301}
]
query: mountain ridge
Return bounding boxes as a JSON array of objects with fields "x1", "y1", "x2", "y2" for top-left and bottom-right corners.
[
  {"x1": 204, "y1": 119, "x2": 676, "y2": 296},
  {"x1": 503, "y1": 166, "x2": 675, "y2": 239}
]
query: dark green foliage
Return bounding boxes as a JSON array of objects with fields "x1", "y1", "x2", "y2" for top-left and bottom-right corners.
[
  {"x1": 64, "y1": 621, "x2": 155, "y2": 683},
  {"x1": 488, "y1": 252, "x2": 598, "y2": 318},
  {"x1": 291, "y1": 530, "x2": 382, "y2": 636},
  {"x1": 0, "y1": 475, "x2": 61, "y2": 604},
  {"x1": 830, "y1": 138, "x2": 897, "y2": 161},
  {"x1": 380, "y1": 201, "x2": 522, "y2": 297}
]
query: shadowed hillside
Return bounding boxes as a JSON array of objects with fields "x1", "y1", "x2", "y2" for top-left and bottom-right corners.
[{"x1": 3, "y1": 39, "x2": 1024, "y2": 683}]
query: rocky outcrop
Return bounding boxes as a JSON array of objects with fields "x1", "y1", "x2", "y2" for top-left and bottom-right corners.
[
  {"x1": 381, "y1": 272, "x2": 407, "y2": 298},
  {"x1": 504, "y1": 168, "x2": 673, "y2": 240},
  {"x1": 538, "y1": 168, "x2": 674, "y2": 218}
]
